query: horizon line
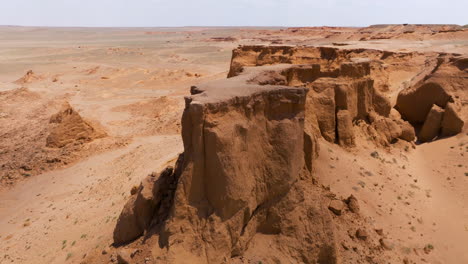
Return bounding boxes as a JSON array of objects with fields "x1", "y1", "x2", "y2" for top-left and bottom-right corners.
[{"x1": 0, "y1": 23, "x2": 464, "y2": 29}]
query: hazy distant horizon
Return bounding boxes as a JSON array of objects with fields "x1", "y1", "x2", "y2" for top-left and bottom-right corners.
[
  {"x1": 0, "y1": 24, "x2": 465, "y2": 29},
  {"x1": 1, "y1": 0, "x2": 467, "y2": 28}
]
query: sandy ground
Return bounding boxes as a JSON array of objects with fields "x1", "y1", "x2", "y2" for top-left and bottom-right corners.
[{"x1": 0, "y1": 26, "x2": 467, "y2": 264}]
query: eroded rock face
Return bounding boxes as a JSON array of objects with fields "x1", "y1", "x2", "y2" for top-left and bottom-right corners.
[
  {"x1": 157, "y1": 86, "x2": 318, "y2": 263},
  {"x1": 266, "y1": 61, "x2": 392, "y2": 146},
  {"x1": 232, "y1": 45, "x2": 467, "y2": 144},
  {"x1": 230, "y1": 46, "x2": 420, "y2": 146},
  {"x1": 336, "y1": 110, "x2": 355, "y2": 147},
  {"x1": 113, "y1": 166, "x2": 179, "y2": 245},
  {"x1": 182, "y1": 88, "x2": 307, "y2": 221},
  {"x1": 310, "y1": 79, "x2": 336, "y2": 142}
]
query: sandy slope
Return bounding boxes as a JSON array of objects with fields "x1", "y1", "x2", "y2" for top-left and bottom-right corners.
[
  {"x1": 316, "y1": 134, "x2": 468, "y2": 263},
  {"x1": 0, "y1": 135, "x2": 182, "y2": 263}
]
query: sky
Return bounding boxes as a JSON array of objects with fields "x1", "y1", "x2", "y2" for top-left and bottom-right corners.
[{"x1": 0, "y1": 0, "x2": 466, "y2": 27}]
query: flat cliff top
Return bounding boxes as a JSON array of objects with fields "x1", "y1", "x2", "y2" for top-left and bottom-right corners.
[{"x1": 190, "y1": 64, "x2": 297, "y2": 104}]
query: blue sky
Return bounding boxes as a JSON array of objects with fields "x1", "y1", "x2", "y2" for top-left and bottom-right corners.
[{"x1": 1, "y1": 0, "x2": 466, "y2": 27}]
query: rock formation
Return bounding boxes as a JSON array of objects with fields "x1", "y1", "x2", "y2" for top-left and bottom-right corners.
[
  {"x1": 47, "y1": 103, "x2": 107, "y2": 148},
  {"x1": 13, "y1": 70, "x2": 42, "y2": 84},
  {"x1": 336, "y1": 110, "x2": 355, "y2": 147},
  {"x1": 114, "y1": 164, "x2": 181, "y2": 245},
  {"x1": 106, "y1": 49, "x2": 415, "y2": 264},
  {"x1": 395, "y1": 55, "x2": 466, "y2": 142},
  {"x1": 232, "y1": 45, "x2": 466, "y2": 144},
  {"x1": 106, "y1": 45, "x2": 467, "y2": 264},
  {"x1": 235, "y1": 46, "x2": 422, "y2": 147}
]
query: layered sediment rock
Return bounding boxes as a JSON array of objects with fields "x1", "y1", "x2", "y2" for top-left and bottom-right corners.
[
  {"x1": 109, "y1": 45, "x2": 467, "y2": 264},
  {"x1": 336, "y1": 110, "x2": 355, "y2": 147},
  {"x1": 111, "y1": 64, "x2": 388, "y2": 263},
  {"x1": 233, "y1": 45, "x2": 466, "y2": 144},
  {"x1": 238, "y1": 46, "x2": 416, "y2": 146}
]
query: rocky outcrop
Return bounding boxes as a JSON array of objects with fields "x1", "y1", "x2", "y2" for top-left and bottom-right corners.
[
  {"x1": 310, "y1": 78, "x2": 337, "y2": 142},
  {"x1": 238, "y1": 46, "x2": 415, "y2": 146},
  {"x1": 113, "y1": 165, "x2": 180, "y2": 245},
  {"x1": 395, "y1": 55, "x2": 467, "y2": 141},
  {"x1": 232, "y1": 45, "x2": 467, "y2": 145},
  {"x1": 110, "y1": 63, "x2": 390, "y2": 264},
  {"x1": 106, "y1": 45, "x2": 468, "y2": 263},
  {"x1": 180, "y1": 87, "x2": 307, "y2": 223},
  {"x1": 395, "y1": 82, "x2": 451, "y2": 123},
  {"x1": 46, "y1": 103, "x2": 106, "y2": 148},
  {"x1": 13, "y1": 70, "x2": 43, "y2": 84}
]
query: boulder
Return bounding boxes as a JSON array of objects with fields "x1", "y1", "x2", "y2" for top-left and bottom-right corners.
[
  {"x1": 117, "y1": 249, "x2": 132, "y2": 264},
  {"x1": 379, "y1": 238, "x2": 394, "y2": 250},
  {"x1": 336, "y1": 110, "x2": 355, "y2": 147},
  {"x1": 389, "y1": 108, "x2": 402, "y2": 120},
  {"x1": 328, "y1": 200, "x2": 346, "y2": 216},
  {"x1": 418, "y1": 105, "x2": 444, "y2": 142},
  {"x1": 113, "y1": 195, "x2": 141, "y2": 245},
  {"x1": 441, "y1": 103, "x2": 464, "y2": 136},
  {"x1": 190, "y1": 85, "x2": 204, "y2": 95},
  {"x1": 395, "y1": 82, "x2": 451, "y2": 123},
  {"x1": 398, "y1": 121, "x2": 416, "y2": 142},
  {"x1": 356, "y1": 229, "x2": 369, "y2": 241},
  {"x1": 372, "y1": 117, "x2": 402, "y2": 144},
  {"x1": 346, "y1": 195, "x2": 360, "y2": 213}
]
